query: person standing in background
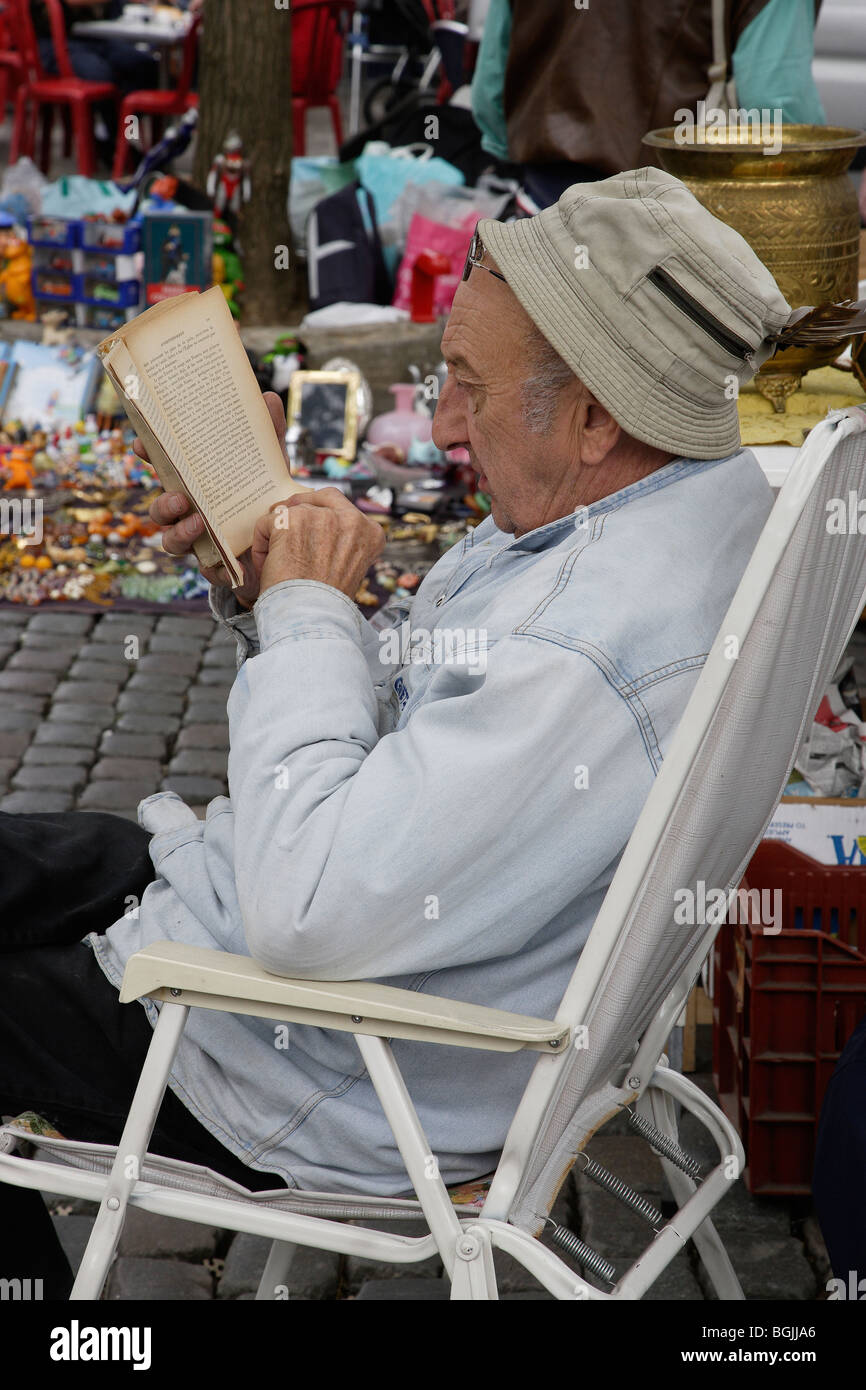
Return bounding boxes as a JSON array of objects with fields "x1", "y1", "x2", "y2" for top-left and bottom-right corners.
[{"x1": 472, "y1": 0, "x2": 827, "y2": 206}]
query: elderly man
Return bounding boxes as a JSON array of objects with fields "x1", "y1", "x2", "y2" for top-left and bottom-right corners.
[{"x1": 1, "y1": 168, "x2": 791, "y2": 1296}]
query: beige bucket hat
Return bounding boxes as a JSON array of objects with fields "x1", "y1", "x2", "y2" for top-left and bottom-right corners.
[{"x1": 478, "y1": 167, "x2": 791, "y2": 460}]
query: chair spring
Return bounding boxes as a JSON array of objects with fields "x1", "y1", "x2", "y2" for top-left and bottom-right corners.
[
  {"x1": 628, "y1": 1109, "x2": 702, "y2": 1179},
  {"x1": 547, "y1": 1222, "x2": 617, "y2": 1285},
  {"x1": 577, "y1": 1153, "x2": 664, "y2": 1228}
]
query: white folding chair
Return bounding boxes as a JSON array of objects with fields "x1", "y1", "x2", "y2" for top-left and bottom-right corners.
[{"x1": 4, "y1": 406, "x2": 866, "y2": 1300}]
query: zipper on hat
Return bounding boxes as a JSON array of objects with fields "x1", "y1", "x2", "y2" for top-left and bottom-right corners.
[{"x1": 647, "y1": 265, "x2": 755, "y2": 364}]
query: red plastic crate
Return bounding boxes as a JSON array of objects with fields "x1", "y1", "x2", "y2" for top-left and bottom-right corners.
[{"x1": 712, "y1": 840, "x2": 866, "y2": 1195}]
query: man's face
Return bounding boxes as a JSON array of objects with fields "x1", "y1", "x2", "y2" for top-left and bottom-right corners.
[{"x1": 433, "y1": 262, "x2": 587, "y2": 536}]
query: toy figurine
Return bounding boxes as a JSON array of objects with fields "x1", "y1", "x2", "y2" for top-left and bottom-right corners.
[
  {"x1": 40, "y1": 308, "x2": 74, "y2": 348},
  {"x1": 206, "y1": 132, "x2": 251, "y2": 220},
  {"x1": 212, "y1": 219, "x2": 244, "y2": 319},
  {"x1": 2, "y1": 445, "x2": 36, "y2": 491},
  {"x1": 0, "y1": 231, "x2": 35, "y2": 320}
]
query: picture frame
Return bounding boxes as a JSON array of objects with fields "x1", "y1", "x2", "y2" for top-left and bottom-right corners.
[{"x1": 288, "y1": 369, "x2": 361, "y2": 461}]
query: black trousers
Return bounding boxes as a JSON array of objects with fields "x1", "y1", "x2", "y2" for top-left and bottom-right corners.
[
  {"x1": 0, "y1": 810, "x2": 284, "y2": 1300},
  {"x1": 813, "y1": 1011, "x2": 866, "y2": 1284}
]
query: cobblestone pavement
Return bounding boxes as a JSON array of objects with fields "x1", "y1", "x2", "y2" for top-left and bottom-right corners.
[{"x1": 0, "y1": 607, "x2": 832, "y2": 1299}]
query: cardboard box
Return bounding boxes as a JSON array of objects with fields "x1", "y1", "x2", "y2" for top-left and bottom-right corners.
[{"x1": 764, "y1": 796, "x2": 866, "y2": 865}]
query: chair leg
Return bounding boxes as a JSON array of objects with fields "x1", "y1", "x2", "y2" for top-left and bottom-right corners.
[
  {"x1": 255, "y1": 1240, "x2": 295, "y2": 1300},
  {"x1": 61, "y1": 106, "x2": 72, "y2": 157},
  {"x1": 11, "y1": 86, "x2": 32, "y2": 162},
  {"x1": 112, "y1": 117, "x2": 128, "y2": 181},
  {"x1": 71, "y1": 99, "x2": 97, "y2": 178},
  {"x1": 39, "y1": 105, "x2": 54, "y2": 175},
  {"x1": 647, "y1": 1087, "x2": 744, "y2": 1301},
  {"x1": 449, "y1": 1225, "x2": 498, "y2": 1299},
  {"x1": 292, "y1": 97, "x2": 306, "y2": 157},
  {"x1": 327, "y1": 94, "x2": 343, "y2": 150},
  {"x1": 71, "y1": 1001, "x2": 189, "y2": 1300}
]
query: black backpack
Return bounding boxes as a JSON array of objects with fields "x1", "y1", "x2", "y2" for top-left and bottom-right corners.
[{"x1": 306, "y1": 181, "x2": 392, "y2": 312}]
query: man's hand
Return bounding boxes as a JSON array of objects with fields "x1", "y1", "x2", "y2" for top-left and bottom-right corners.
[
  {"x1": 145, "y1": 391, "x2": 290, "y2": 610},
  {"x1": 250, "y1": 488, "x2": 385, "y2": 600}
]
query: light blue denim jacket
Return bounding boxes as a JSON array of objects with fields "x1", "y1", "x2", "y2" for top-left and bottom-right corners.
[{"x1": 90, "y1": 449, "x2": 772, "y2": 1195}]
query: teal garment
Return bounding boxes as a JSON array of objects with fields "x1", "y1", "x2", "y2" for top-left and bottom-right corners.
[
  {"x1": 470, "y1": 0, "x2": 826, "y2": 164},
  {"x1": 732, "y1": 0, "x2": 827, "y2": 123},
  {"x1": 470, "y1": 0, "x2": 511, "y2": 161}
]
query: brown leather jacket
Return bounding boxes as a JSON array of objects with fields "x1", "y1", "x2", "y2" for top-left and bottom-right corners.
[{"x1": 504, "y1": 0, "x2": 774, "y2": 175}]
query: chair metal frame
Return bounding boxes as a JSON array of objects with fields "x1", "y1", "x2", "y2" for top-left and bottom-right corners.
[{"x1": 3, "y1": 407, "x2": 866, "y2": 1300}]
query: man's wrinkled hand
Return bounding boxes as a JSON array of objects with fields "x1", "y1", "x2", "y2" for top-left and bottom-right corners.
[
  {"x1": 250, "y1": 488, "x2": 385, "y2": 601},
  {"x1": 143, "y1": 390, "x2": 291, "y2": 610}
]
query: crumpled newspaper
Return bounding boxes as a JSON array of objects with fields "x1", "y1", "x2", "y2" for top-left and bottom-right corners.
[{"x1": 792, "y1": 658, "x2": 866, "y2": 796}]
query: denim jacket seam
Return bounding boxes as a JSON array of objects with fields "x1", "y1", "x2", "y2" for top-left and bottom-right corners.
[
  {"x1": 249, "y1": 1066, "x2": 369, "y2": 1157},
  {"x1": 625, "y1": 654, "x2": 709, "y2": 692},
  {"x1": 513, "y1": 515, "x2": 608, "y2": 631}
]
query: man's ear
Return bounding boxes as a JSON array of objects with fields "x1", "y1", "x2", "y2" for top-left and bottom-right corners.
[{"x1": 581, "y1": 395, "x2": 622, "y2": 464}]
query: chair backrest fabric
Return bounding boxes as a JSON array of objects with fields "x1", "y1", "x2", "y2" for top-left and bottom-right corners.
[{"x1": 507, "y1": 408, "x2": 866, "y2": 1232}]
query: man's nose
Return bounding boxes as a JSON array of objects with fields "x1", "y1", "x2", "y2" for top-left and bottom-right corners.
[{"x1": 431, "y1": 378, "x2": 467, "y2": 453}]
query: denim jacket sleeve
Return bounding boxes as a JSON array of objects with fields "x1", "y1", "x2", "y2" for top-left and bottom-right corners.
[{"x1": 227, "y1": 577, "x2": 656, "y2": 981}]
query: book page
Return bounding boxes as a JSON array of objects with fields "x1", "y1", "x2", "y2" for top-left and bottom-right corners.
[{"x1": 122, "y1": 286, "x2": 305, "y2": 557}]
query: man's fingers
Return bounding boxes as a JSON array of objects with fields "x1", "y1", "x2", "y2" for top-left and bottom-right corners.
[
  {"x1": 270, "y1": 486, "x2": 356, "y2": 515},
  {"x1": 263, "y1": 391, "x2": 289, "y2": 464},
  {"x1": 161, "y1": 513, "x2": 204, "y2": 556},
  {"x1": 149, "y1": 490, "x2": 192, "y2": 526}
]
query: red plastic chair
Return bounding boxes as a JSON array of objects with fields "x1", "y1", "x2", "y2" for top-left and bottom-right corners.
[
  {"x1": 9, "y1": 0, "x2": 118, "y2": 177},
  {"x1": 291, "y1": 0, "x2": 352, "y2": 156},
  {"x1": 0, "y1": 1, "x2": 25, "y2": 120},
  {"x1": 112, "y1": 12, "x2": 201, "y2": 180}
]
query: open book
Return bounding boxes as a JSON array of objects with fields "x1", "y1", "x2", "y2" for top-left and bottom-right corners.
[{"x1": 97, "y1": 286, "x2": 306, "y2": 587}]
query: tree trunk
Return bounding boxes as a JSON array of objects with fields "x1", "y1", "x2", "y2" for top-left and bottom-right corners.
[{"x1": 194, "y1": 0, "x2": 303, "y2": 324}]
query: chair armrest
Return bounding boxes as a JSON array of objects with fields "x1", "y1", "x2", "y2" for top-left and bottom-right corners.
[{"x1": 120, "y1": 941, "x2": 569, "y2": 1054}]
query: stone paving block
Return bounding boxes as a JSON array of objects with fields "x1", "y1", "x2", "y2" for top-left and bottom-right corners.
[
  {"x1": 76, "y1": 642, "x2": 141, "y2": 665},
  {"x1": 0, "y1": 730, "x2": 35, "y2": 757},
  {"x1": 0, "y1": 608, "x2": 31, "y2": 625},
  {"x1": 99, "y1": 731, "x2": 168, "y2": 760},
  {"x1": 701, "y1": 1235, "x2": 817, "y2": 1301},
  {"x1": 154, "y1": 615, "x2": 214, "y2": 637},
  {"x1": 582, "y1": 1134, "x2": 667, "y2": 1195},
  {"x1": 34, "y1": 721, "x2": 102, "y2": 748},
  {"x1": 801, "y1": 1215, "x2": 832, "y2": 1288},
  {"x1": 51, "y1": 1214, "x2": 96, "y2": 1273},
  {"x1": 201, "y1": 645, "x2": 237, "y2": 668},
  {"x1": 2, "y1": 693, "x2": 47, "y2": 714},
  {"x1": 344, "y1": 1217, "x2": 444, "y2": 1290},
  {"x1": 23, "y1": 744, "x2": 94, "y2": 767},
  {"x1": 125, "y1": 672, "x2": 192, "y2": 695},
  {"x1": 0, "y1": 669, "x2": 60, "y2": 695},
  {"x1": 709, "y1": 1179, "x2": 792, "y2": 1238},
  {"x1": 0, "y1": 757, "x2": 19, "y2": 781},
  {"x1": 78, "y1": 781, "x2": 157, "y2": 810},
  {"x1": 175, "y1": 723, "x2": 229, "y2": 750},
  {"x1": 19, "y1": 632, "x2": 84, "y2": 651},
  {"x1": 160, "y1": 775, "x2": 225, "y2": 801},
  {"x1": 355, "y1": 1279, "x2": 449, "y2": 1300},
  {"x1": 168, "y1": 749, "x2": 228, "y2": 778},
  {"x1": 27, "y1": 612, "x2": 93, "y2": 633},
  {"x1": 116, "y1": 1208, "x2": 220, "y2": 1261},
  {"x1": 45, "y1": 703, "x2": 115, "y2": 728},
  {"x1": 194, "y1": 669, "x2": 235, "y2": 689},
  {"x1": 53, "y1": 679, "x2": 124, "y2": 705},
  {"x1": 7, "y1": 647, "x2": 75, "y2": 672},
  {"x1": 640, "y1": 1252, "x2": 704, "y2": 1301},
  {"x1": 184, "y1": 698, "x2": 228, "y2": 721},
  {"x1": 106, "y1": 1256, "x2": 213, "y2": 1300},
  {"x1": 117, "y1": 690, "x2": 185, "y2": 717},
  {"x1": 12, "y1": 764, "x2": 88, "y2": 792},
  {"x1": 148, "y1": 633, "x2": 209, "y2": 655},
  {"x1": 0, "y1": 644, "x2": 17, "y2": 666},
  {"x1": 66, "y1": 658, "x2": 133, "y2": 683},
  {"x1": 91, "y1": 757, "x2": 164, "y2": 782},
  {"x1": 217, "y1": 1233, "x2": 340, "y2": 1300},
  {"x1": 0, "y1": 709, "x2": 43, "y2": 732},
  {"x1": 117, "y1": 713, "x2": 182, "y2": 737},
  {"x1": 135, "y1": 652, "x2": 202, "y2": 678},
  {"x1": 0, "y1": 790, "x2": 73, "y2": 812}
]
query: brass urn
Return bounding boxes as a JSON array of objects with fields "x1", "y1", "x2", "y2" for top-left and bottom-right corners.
[{"x1": 642, "y1": 125, "x2": 866, "y2": 411}]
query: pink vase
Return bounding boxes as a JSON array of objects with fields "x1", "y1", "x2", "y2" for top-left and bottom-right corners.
[{"x1": 366, "y1": 384, "x2": 433, "y2": 454}]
